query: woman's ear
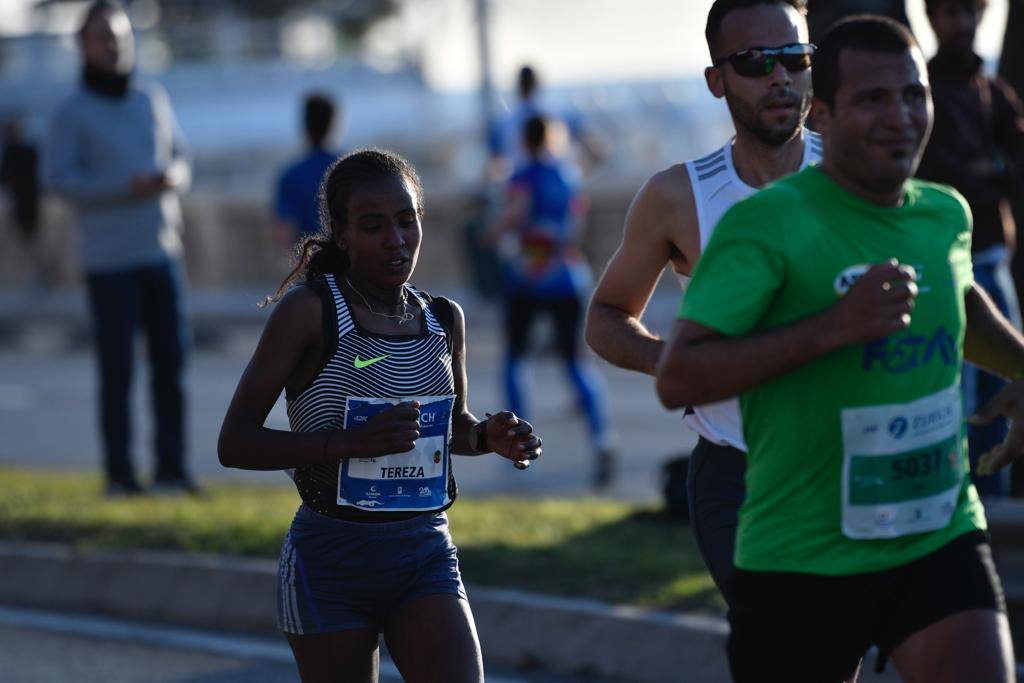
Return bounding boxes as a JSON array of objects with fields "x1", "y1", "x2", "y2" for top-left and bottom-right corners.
[{"x1": 331, "y1": 220, "x2": 347, "y2": 252}]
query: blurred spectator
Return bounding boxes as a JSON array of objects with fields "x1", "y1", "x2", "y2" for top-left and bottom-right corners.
[
  {"x1": 475, "y1": 65, "x2": 604, "y2": 302},
  {"x1": 806, "y1": 0, "x2": 910, "y2": 44},
  {"x1": 487, "y1": 115, "x2": 615, "y2": 488},
  {"x1": 488, "y1": 65, "x2": 603, "y2": 181},
  {"x1": 273, "y1": 92, "x2": 341, "y2": 250},
  {"x1": 917, "y1": 0, "x2": 1024, "y2": 497},
  {"x1": 44, "y1": 0, "x2": 196, "y2": 496},
  {"x1": 1, "y1": 118, "x2": 43, "y2": 282}
]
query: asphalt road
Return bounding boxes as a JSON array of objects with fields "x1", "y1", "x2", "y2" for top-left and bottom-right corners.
[{"x1": 0, "y1": 606, "x2": 600, "y2": 683}]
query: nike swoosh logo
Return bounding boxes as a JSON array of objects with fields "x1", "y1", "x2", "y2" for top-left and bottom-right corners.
[{"x1": 354, "y1": 354, "x2": 389, "y2": 369}]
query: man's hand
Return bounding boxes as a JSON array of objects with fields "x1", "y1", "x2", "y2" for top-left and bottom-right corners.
[
  {"x1": 130, "y1": 171, "x2": 166, "y2": 198},
  {"x1": 823, "y1": 260, "x2": 918, "y2": 348},
  {"x1": 970, "y1": 381, "x2": 1024, "y2": 475}
]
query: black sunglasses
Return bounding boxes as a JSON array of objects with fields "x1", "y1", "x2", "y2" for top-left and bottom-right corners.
[{"x1": 713, "y1": 43, "x2": 816, "y2": 78}]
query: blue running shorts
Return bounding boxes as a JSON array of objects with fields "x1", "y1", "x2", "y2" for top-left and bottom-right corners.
[{"x1": 277, "y1": 504, "x2": 467, "y2": 635}]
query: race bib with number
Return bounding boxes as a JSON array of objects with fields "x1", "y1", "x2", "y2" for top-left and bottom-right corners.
[
  {"x1": 840, "y1": 385, "x2": 964, "y2": 539},
  {"x1": 339, "y1": 395, "x2": 454, "y2": 512}
]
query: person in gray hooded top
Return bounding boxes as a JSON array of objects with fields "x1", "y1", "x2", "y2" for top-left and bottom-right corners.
[{"x1": 45, "y1": 0, "x2": 195, "y2": 496}]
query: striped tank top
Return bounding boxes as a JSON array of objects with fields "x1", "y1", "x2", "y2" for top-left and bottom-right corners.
[
  {"x1": 287, "y1": 273, "x2": 458, "y2": 521},
  {"x1": 679, "y1": 130, "x2": 823, "y2": 450}
]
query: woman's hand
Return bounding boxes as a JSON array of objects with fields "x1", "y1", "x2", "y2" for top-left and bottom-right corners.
[
  {"x1": 328, "y1": 401, "x2": 421, "y2": 460},
  {"x1": 483, "y1": 411, "x2": 542, "y2": 470}
]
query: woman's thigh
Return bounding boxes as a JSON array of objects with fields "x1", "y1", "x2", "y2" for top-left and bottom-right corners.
[
  {"x1": 384, "y1": 593, "x2": 483, "y2": 683},
  {"x1": 286, "y1": 627, "x2": 381, "y2": 683}
]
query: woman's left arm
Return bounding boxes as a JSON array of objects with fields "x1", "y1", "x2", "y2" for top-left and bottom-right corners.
[{"x1": 448, "y1": 299, "x2": 542, "y2": 468}]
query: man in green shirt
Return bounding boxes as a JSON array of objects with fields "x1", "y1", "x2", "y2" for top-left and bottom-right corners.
[{"x1": 657, "y1": 16, "x2": 1022, "y2": 683}]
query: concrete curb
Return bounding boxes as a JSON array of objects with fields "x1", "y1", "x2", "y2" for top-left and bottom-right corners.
[{"x1": 0, "y1": 541, "x2": 730, "y2": 683}]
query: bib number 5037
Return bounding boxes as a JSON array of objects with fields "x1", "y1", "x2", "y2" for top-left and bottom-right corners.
[
  {"x1": 891, "y1": 448, "x2": 945, "y2": 481},
  {"x1": 841, "y1": 386, "x2": 964, "y2": 539}
]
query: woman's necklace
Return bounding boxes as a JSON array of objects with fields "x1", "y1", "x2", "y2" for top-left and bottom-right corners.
[{"x1": 346, "y1": 276, "x2": 415, "y2": 325}]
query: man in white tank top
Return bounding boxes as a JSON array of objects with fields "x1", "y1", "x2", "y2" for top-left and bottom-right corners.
[{"x1": 585, "y1": 0, "x2": 818, "y2": 605}]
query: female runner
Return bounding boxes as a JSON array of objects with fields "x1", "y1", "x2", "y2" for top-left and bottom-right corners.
[{"x1": 219, "y1": 149, "x2": 542, "y2": 683}]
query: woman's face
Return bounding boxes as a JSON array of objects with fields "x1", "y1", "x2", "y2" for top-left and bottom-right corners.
[{"x1": 336, "y1": 174, "x2": 422, "y2": 289}]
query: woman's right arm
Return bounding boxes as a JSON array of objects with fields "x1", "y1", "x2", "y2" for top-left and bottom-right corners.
[{"x1": 218, "y1": 285, "x2": 335, "y2": 470}]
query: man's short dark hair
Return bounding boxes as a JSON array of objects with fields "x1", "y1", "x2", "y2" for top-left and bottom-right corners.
[
  {"x1": 705, "y1": 0, "x2": 807, "y2": 57},
  {"x1": 812, "y1": 15, "x2": 918, "y2": 108},
  {"x1": 304, "y1": 93, "x2": 336, "y2": 148},
  {"x1": 925, "y1": 0, "x2": 987, "y2": 16}
]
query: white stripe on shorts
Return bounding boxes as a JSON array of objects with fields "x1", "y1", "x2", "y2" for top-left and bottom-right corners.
[
  {"x1": 279, "y1": 536, "x2": 301, "y2": 634},
  {"x1": 287, "y1": 541, "x2": 302, "y2": 634},
  {"x1": 277, "y1": 538, "x2": 290, "y2": 632}
]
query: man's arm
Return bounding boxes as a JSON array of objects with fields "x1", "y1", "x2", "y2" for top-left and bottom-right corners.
[
  {"x1": 963, "y1": 282, "x2": 1024, "y2": 379},
  {"x1": 272, "y1": 170, "x2": 301, "y2": 250},
  {"x1": 483, "y1": 182, "x2": 530, "y2": 247},
  {"x1": 963, "y1": 282, "x2": 1024, "y2": 475},
  {"x1": 585, "y1": 165, "x2": 697, "y2": 375},
  {"x1": 151, "y1": 85, "x2": 191, "y2": 194},
  {"x1": 993, "y1": 77, "x2": 1024, "y2": 174},
  {"x1": 164, "y1": 104, "x2": 191, "y2": 193},
  {"x1": 656, "y1": 262, "x2": 917, "y2": 408}
]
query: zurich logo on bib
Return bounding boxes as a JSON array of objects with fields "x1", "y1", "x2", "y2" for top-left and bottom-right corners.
[{"x1": 889, "y1": 417, "x2": 909, "y2": 439}]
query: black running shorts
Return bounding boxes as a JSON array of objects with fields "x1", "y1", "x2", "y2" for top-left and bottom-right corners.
[{"x1": 726, "y1": 531, "x2": 1005, "y2": 683}]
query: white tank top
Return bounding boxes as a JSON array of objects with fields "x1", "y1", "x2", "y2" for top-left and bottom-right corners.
[{"x1": 677, "y1": 130, "x2": 822, "y2": 450}]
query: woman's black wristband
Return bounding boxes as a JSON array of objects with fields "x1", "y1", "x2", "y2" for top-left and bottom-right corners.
[{"x1": 473, "y1": 415, "x2": 491, "y2": 453}]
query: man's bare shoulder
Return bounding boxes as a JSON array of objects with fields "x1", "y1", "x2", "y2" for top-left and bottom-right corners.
[
  {"x1": 637, "y1": 163, "x2": 695, "y2": 220},
  {"x1": 625, "y1": 163, "x2": 698, "y2": 264}
]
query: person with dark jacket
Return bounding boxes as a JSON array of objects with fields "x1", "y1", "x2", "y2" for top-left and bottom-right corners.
[
  {"x1": 917, "y1": 0, "x2": 1024, "y2": 497},
  {"x1": 806, "y1": 0, "x2": 910, "y2": 44},
  {"x1": 1, "y1": 118, "x2": 40, "y2": 247}
]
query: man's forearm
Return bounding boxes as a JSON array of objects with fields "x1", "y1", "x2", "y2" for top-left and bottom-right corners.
[
  {"x1": 964, "y1": 282, "x2": 1024, "y2": 379},
  {"x1": 657, "y1": 261, "x2": 917, "y2": 408},
  {"x1": 656, "y1": 311, "x2": 839, "y2": 408},
  {"x1": 585, "y1": 302, "x2": 664, "y2": 375}
]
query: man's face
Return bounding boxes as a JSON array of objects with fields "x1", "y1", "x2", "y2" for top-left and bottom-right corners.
[
  {"x1": 928, "y1": 1, "x2": 985, "y2": 54},
  {"x1": 81, "y1": 9, "x2": 134, "y2": 75},
  {"x1": 816, "y1": 48, "x2": 932, "y2": 193},
  {"x1": 706, "y1": 3, "x2": 812, "y2": 146}
]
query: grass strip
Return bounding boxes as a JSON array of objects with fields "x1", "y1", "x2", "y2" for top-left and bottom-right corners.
[{"x1": 0, "y1": 467, "x2": 720, "y2": 613}]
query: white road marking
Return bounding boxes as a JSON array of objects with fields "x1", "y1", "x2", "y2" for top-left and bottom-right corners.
[{"x1": 0, "y1": 606, "x2": 531, "y2": 683}]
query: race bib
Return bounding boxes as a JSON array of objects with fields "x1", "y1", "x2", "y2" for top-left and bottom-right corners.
[
  {"x1": 840, "y1": 385, "x2": 964, "y2": 539},
  {"x1": 338, "y1": 395, "x2": 454, "y2": 512}
]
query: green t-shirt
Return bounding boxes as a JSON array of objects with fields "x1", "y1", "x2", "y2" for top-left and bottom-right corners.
[{"x1": 679, "y1": 166, "x2": 986, "y2": 576}]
